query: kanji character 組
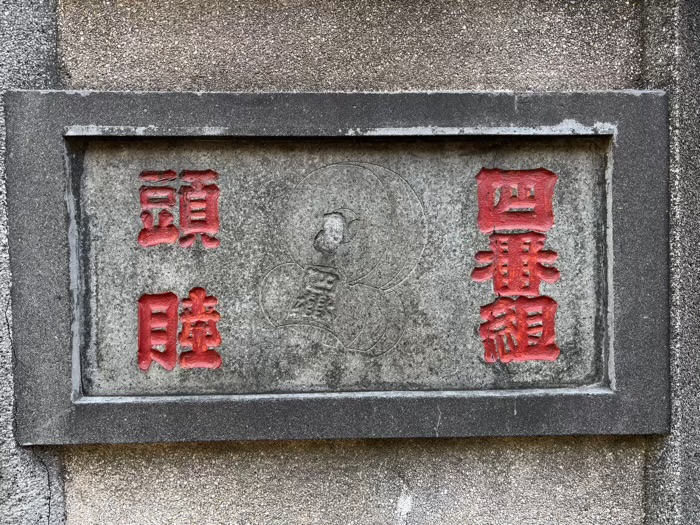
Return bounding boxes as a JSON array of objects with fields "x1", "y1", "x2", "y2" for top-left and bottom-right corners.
[{"x1": 478, "y1": 296, "x2": 560, "y2": 363}]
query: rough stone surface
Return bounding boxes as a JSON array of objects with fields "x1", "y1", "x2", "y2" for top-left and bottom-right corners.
[
  {"x1": 0, "y1": 0, "x2": 685, "y2": 523},
  {"x1": 64, "y1": 438, "x2": 646, "y2": 525},
  {"x1": 50, "y1": 2, "x2": 668, "y2": 525},
  {"x1": 644, "y1": 1, "x2": 700, "y2": 524},
  {"x1": 58, "y1": 0, "x2": 643, "y2": 92},
  {"x1": 0, "y1": 1, "x2": 63, "y2": 524},
  {"x1": 82, "y1": 138, "x2": 605, "y2": 396}
]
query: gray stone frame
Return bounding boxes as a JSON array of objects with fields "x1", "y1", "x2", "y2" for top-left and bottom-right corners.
[{"x1": 4, "y1": 91, "x2": 669, "y2": 444}]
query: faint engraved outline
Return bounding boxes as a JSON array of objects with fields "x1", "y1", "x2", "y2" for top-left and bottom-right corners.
[{"x1": 258, "y1": 161, "x2": 427, "y2": 356}]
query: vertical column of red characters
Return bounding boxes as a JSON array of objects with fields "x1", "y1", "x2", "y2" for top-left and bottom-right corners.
[
  {"x1": 471, "y1": 168, "x2": 561, "y2": 364},
  {"x1": 137, "y1": 170, "x2": 223, "y2": 372}
]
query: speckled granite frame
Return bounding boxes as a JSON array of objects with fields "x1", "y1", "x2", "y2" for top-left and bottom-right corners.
[{"x1": 5, "y1": 91, "x2": 669, "y2": 444}]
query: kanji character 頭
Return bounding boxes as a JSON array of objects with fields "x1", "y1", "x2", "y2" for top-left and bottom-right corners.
[
  {"x1": 476, "y1": 168, "x2": 557, "y2": 234},
  {"x1": 138, "y1": 170, "x2": 179, "y2": 247},
  {"x1": 478, "y1": 296, "x2": 560, "y2": 363},
  {"x1": 179, "y1": 170, "x2": 221, "y2": 248},
  {"x1": 138, "y1": 292, "x2": 179, "y2": 371},
  {"x1": 288, "y1": 266, "x2": 341, "y2": 328},
  {"x1": 471, "y1": 232, "x2": 560, "y2": 296},
  {"x1": 178, "y1": 287, "x2": 223, "y2": 369}
]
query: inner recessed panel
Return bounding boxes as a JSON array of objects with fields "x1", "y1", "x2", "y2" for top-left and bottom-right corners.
[{"x1": 79, "y1": 138, "x2": 607, "y2": 396}]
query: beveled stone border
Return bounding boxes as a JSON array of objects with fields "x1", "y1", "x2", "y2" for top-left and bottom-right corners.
[{"x1": 5, "y1": 91, "x2": 669, "y2": 444}]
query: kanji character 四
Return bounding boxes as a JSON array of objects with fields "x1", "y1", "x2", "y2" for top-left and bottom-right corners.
[{"x1": 476, "y1": 168, "x2": 557, "y2": 234}]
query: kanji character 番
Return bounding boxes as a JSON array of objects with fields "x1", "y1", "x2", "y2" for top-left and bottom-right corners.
[
  {"x1": 138, "y1": 292, "x2": 179, "y2": 371},
  {"x1": 179, "y1": 170, "x2": 221, "y2": 248},
  {"x1": 138, "y1": 170, "x2": 179, "y2": 247},
  {"x1": 478, "y1": 296, "x2": 560, "y2": 363},
  {"x1": 476, "y1": 168, "x2": 557, "y2": 234},
  {"x1": 471, "y1": 232, "x2": 560, "y2": 296},
  {"x1": 178, "y1": 287, "x2": 223, "y2": 369}
]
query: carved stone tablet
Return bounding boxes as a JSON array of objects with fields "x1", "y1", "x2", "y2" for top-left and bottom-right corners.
[{"x1": 5, "y1": 91, "x2": 669, "y2": 444}]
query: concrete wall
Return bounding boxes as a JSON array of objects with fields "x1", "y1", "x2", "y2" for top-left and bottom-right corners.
[
  {"x1": 58, "y1": 0, "x2": 643, "y2": 92},
  {"x1": 645, "y1": 1, "x2": 700, "y2": 523},
  {"x1": 2, "y1": 0, "x2": 696, "y2": 523},
  {"x1": 65, "y1": 438, "x2": 645, "y2": 525},
  {"x1": 0, "y1": 2, "x2": 64, "y2": 524}
]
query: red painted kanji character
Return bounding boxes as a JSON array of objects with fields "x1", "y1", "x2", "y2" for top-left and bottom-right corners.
[
  {"x1": 479, "y1": 296, "x2": 560, "y2": 363},
  {"x1": 476, "y1": 168, "x2": 557, "y2": 234},
  {"x1": 179, "y1": 170, "x2": 221, "y2": 248},
  {"x1": 138, "y1": 170, "x2": 179, "y2": 247},
  {"x1": 471, "y1": 232, "x2": 560, "y2": 296},
  {"x1": 138, "y1": 292, "x2": 179, "y2": 371},
  {"x1": 178, "y1": 287, "x2": 222, "y2": 369}
]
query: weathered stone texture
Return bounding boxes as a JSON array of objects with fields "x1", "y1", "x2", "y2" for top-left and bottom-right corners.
[
  {"x1": 65, "y1": 438, "x2": 645, "y2": 525},
  {"x1": 58, "y1": 0, "x2": 643, "y2": 92},
  {"x1": 0, "y1": 1, "x2": 63, "y2": 524},
  {"x1": 54, "y1": 1, "x2": 658, "y2": 524},
  {"x1": 81, "y1": 139, "x2": 606, "y2": 396},
  {"x1": 645, "y1": 1, "x2": 700, "y2": 524}
]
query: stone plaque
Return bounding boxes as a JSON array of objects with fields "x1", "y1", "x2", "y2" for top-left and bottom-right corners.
[{"x1": 6, "y1": 92, "x2": 669, "y2": 444}]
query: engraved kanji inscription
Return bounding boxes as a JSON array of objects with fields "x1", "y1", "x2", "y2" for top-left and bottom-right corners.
[
  {"x1": 472, "y1": 232, "x2": 560, "y2": 297},
  {"x1": 287, "y1": 266, "x2": 342, "y2": 328},
  {"x1": 137, "y1": 288, "x2": 222, "y2": 371},
  {"x1": 476, "y1": 167, "x2": 557, "y2": 234},
  {"x1": 179, "y1": 287, "x2": 223, "y2": 369},
  {"x1": 138, "y1": 170, "x2": 179, "y2": 247},
  {"x1": 479, "y1": 296, "x2": 560, "y2": 363},
  {"x1": 472, "y1": 168, "x2": 561, "y2": 363},
  {"x1": 179, "y1": 170, "x2": 221, "y2": 248},
  {"x1": 138, "y1": 169, "x2": 221, "y2": 249},
  {"x1": 137, "y1": 292, "x2": 179, "y2": 371},
  {"x1": 259, "y1": 163, "x2": 427, "y2": 356}
]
